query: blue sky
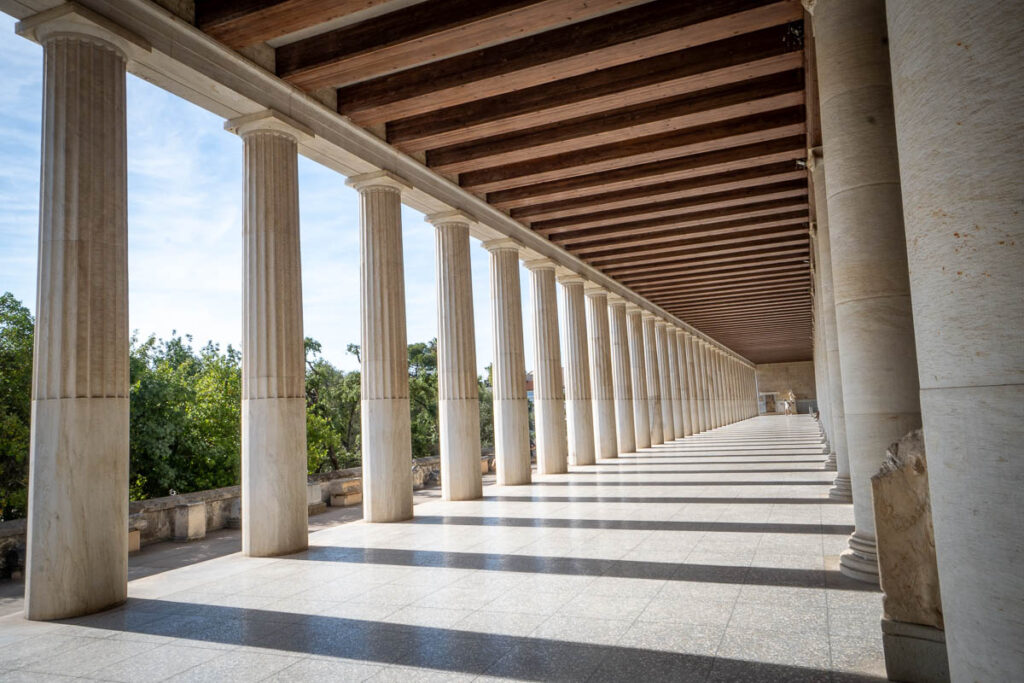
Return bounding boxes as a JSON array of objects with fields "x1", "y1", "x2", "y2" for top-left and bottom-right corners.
[{"x1": 0, "y1": 16, "x2": 539, "y2": 374}]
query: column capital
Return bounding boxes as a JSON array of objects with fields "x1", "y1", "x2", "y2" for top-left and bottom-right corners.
[
  {"x1": 346, "y1": 170, "x2": 409, "y2": 193},
  {"x1": 523, "y1": 256, "x2": 557, "y2": 272},
  {"x1": 607, "y1": 293, "x2": 627, "y2": 306},
  {"x1": 641, "y1": 310, "x2": 657, "y2": 321},
  {"x1": 481, "y1": 237, "x2": 522, "y2": 253},
  {"x1": 17, "y1": 3, "x2": 150, "y2": 59},
  {"x1": 225, "y1": 109, "x2": 313, "y2": 141},
  {"x1": 425, "y1": 210, "x2": 474, "y2": 227},
  {"x1": 555, "y1": 267, "x2": 586, "y2": 285},
  {"x1": 583, "y1": 282, "x2": 607, "y2": 297},
  {"x1": 801, "y1": 0, "x2": 816, "y2": 15}
]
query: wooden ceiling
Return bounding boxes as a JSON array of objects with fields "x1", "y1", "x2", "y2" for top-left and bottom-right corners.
[{"x1": 196, "y1": 0, "x2": 812, "y2": 363}]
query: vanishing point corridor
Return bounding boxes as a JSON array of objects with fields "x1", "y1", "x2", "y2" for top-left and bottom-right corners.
[{"x1": 0, "y1": 416, "x2": 883, "y2": 681}]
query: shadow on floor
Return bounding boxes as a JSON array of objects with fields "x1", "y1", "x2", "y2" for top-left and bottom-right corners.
[
  {"x1": 410, "y1": 515, "x2": 855, "y2": 535},
  {"x1": 63, "y1": 599, "x2": 885, "y2": 682},
  {"x1": 483, "y1": 495, "x2": 846, "y2": 505}
]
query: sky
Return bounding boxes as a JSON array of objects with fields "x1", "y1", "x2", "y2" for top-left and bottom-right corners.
[{"x1": 0, "y1": 16, "x2": 542, "y2": 374}]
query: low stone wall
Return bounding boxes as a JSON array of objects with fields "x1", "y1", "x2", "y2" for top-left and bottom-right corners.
[{"x1": 0, "y1": 452, "x2": 496, "y2": 577}]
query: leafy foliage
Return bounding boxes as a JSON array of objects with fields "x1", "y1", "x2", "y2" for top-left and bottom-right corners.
[
  {"x1": 0, "y1": 293, "x2": 497, "y2": 517},
  {"x1": 0, "y1": 293, "x2": 33, "y2": 521}
]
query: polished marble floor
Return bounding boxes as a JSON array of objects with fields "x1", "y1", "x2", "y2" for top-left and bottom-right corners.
[{"x1": 0, "y1": 415, "x2": 886, "y2": 681}]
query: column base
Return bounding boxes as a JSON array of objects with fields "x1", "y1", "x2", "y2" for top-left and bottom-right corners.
[
  {"x1": 839, "y1": 531, "x2": 880, "y2": 584},
  {"x1": 439, "y1": 398, "x2": 483, "y2": 501},
  {"x1": 882, "y1": 619, "x2": 950, "y2": 683},
  {"x1": 823, "y1": 451, "x2": 838, "y2": 471},
  {"x1": 829, "y1": 474, "x2": 853, "y2": 502},
  {"x1": 362, "y1": 398, "x2": 414, "y2": 523}
]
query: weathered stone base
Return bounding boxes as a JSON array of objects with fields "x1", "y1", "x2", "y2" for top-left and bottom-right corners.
[
  {"x1": 882, "y1": 619, "x2": 950, "y2": 683},
  {"x1": 823, "y1": 451, "x2": 838, "y2": 471},
  {"x1": 840, "y1": 531, "x2": 879, "y2": 584}
]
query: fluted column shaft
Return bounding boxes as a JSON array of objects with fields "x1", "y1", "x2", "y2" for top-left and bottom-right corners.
[
  {"x1": 237, "y1": 120, "x2": 309, "y2": 557},
  {"x1": 527, "y1": 261, "x2": 568, "y2": 474},
  {"x1": 485, "y1": 241, "x2": 531, "y2": 485},
  {"x1": 887, "y1": 1, "x2": 1023, "y2": 676},
  {"x1": 626, "y1": 307, "x2": 651, "y2": 448},
  {"x1": 707, "y1": 349, "x2": 721, "y2": 428},
  {"x1": 432, "y1": 216, "x2": 482, "y2": 501},
  {"x1": 26, "y1": 30, "x2": 129, "y2": 621},
  {"x1": 585, "y1": 287, "x2": 617, "y2": 460},
  {"x1": 655, "y1": 322, "x2": 676, "y2": 442},
  {"x1": 810, "y1": 151, "x2": 851, "y2": 496},
  {"x1": 813, "y1": 0, "x2": 922, "y2": 584},
  {"x1": 351, "y1": 174, "x2": 414, "y2": 522},
  {"x1": 674, "y1": 329, "x2": 692, "y2": 437},
  {"x1": 696, "y1": 341, "x2": 711, "y2": 431},
  {"x1": 683, "y1": 333, "x2": 700, "y2": 433},
  {"x1": 608, "y1": 299, "x2": 636, "y2": 454},
  {"x1": 559, "y1": 275, "x2": 595, "y2": 466},
  {"x1": 642, "y1": 315, "x2": 663, "y2": 444}
]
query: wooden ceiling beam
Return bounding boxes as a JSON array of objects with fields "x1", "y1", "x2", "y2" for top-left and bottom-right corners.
[
  {"x1": 509, "y1": 163, "x2": 805, "y2": 222},
  {"x1": 651, "y1": 277, "x2": 811, "y2": 302},
  {"x1": 428, "y1": 71, "x2": 804, "y2": 174},
  {"x1": 587, "y1": 233, "x2": 810, "y2": 268},
  {"x1": 572, "y1": 216, "x2": 807, "y2": 256},
  {"x1": 599, "y1": 238, "x2": 809, "y2": 274},
  {"x1": 613, "y1": 248, "x2": 809, "y2": 283},
  {"x1": 276, "y1": 0, "x2": 645, "y2": 89},
  {"x1": 657, "y1": 283, "x2": 810, "y2": 305},
  {"x1": 680, "y1": 306, "x2": 812, "y2": 320},
  {"x1": 331, "y1": 0, "x2": 803, "y2": 121},
  {"x1": 673, "y1": 297, "x2": 811, "y2": 316},
  {"x1": 627, "y1": 259, "x2": 810, "y2": 291},
  {"x1": 461, "y1": 106, "x2": 806, "y2": 192},
  {"x1": 535, "y1": 181, "x2": 806, "y2": 233},
  {"x1": 195, "y1": 0, "x2": 394, "y2": 49},
  {"x1": 387, "y1": 23, "x2": 804, "y2": 152},
  {"x1": 552, "y1": 201, "x2": 808, "y2": 245},
  {"x1": 487, "y1": 135, "x2": 806, "y2": 208}
]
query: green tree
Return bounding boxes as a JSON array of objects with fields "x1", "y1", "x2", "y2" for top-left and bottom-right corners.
[
  {"x1": 408, "y1": 339, "x2": 439, "y2": 457},
  {"x1": 305, "y1": 339, "x2": 361, "y2": 472},
  {"x1": 478, "y1": 363, "x2": 494, "y2": 450},
  {"x1": 0, "y1": 293, "x2": 33, "y2": 521}
]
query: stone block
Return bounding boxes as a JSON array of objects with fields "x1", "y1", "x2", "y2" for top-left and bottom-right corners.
[
  {"x1": 173, "y1": 501, "x2": 206, "y2": 541},
  {"x1": 128, "y1": 529, "x2": 140, "y2": 553},
  {"x1": 871, "y1": 429, "x2": 943, "y2": 629},
  {"x1": 881, "y1": 618, "x2": 950, "y2": 683},
  {"x1": 329, "y1": 478, "x2": 362, "y2": 507}
]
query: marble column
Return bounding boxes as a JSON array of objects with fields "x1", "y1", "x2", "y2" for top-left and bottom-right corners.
[
  {"x1": 707, "y1": 348, "x2": 721, "y2": 429},
  {"x1": 608, "y1": 296, "x2": 637, "y2": 454},
  {"x1": 683, "y1": 333, "x2": 701, "y2": 433},
  {"x1": 696, "y1": 341, "x2": 712, "y2": 431},
  {"x1": 626, "y1": 306, "x2": 651, "y2": 448},
  {"x1": 585, "y1": 285, "x2": 618, "y2": 460},
  {"x1": 674, "y1": 329, "x2": 693, "y2": 437},
  {"x1": 888, "y1": 1, "x2": 1023, "y2": 676},
  {"x1": 349, "y1": 172, "x2": 414, "y2": 522},
  {"x1": 642, "y1": 314, "x2": 664, "y2": 445},
  {"x1": 810, "y1": 149, "x2": 851, "y2": 495},
  {"x1": 810, "y1": 246, "x2": 836, "y2": 466},
  {"x1": 229, "y1": 112, "x2": 310, "y2": 557},
  {"x1": 664, "y1": 327, "x2": 685, "y2": 440},
  {"x1": 655, "y1": 322, "x2": 676, "y2": 442},
  {"x1": 558, "y1": 272, "x2": 595, "y2": 466},
  {"x1": 430, "y1": 213, "x2": 482, "y2": 501},
  {"x1": 812, "y1": 0, "x2": 922, "y2": 583},
  {"x1": 526, "y1": 259, "x2": 568, "y2": 474},
  {"x1": 484, "y1": 240, "x2": 531, "y2": 486},
  {"x1": 23, "y1": 18, "x2": 131, "y2": 621}
]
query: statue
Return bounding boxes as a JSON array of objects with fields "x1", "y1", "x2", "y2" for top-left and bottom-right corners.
[{"x1": 781, "y1": 389, "x2": 797, "y2": 415}]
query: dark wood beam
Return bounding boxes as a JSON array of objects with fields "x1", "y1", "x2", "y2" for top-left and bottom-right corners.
[
  {"x1": 195, "y1": 0, "x2": 393, "y2": 49},
  {"x1": 632, "y1": 262, "x2": 809, "y2": 293},
  {"x1": 427, "y1": 71, "x2": 804, "y2": 174},
  {"x1": 387, "y1": 23, "x2": 804, "y2": 151},
  {"x1": 331, "y1": 0, "x2": 803, "y2": 121},
  {"x1": 487, "y1": 135, "x2": 806, "y2": 208},
  {"x1": 275, "y1": 0, "x2": 644, "y2": 88},
  {"x1": 461, "y1": 106, "x2": 806, "y2": 192},
  {"x1": 586, "y1": 228, "x2": 809, "y2": 266},
  {"x1": 550, "y1": 200, "x2": 808, "y2": 245},
  {"x1": 569, "y1": 216, "x2": 808, "y2": 259},
  {"x1": 613, "y1": 248, "x2": 809, "y2": 283},
  {"x1": 598, "y1": 237, "x2": 809, "y2": 272},
  {"x1": 653, "y1": 275, "x2": 811, "y2": 300},
  {"x1": 509, "y1": 162, "x2": 805, "y2": 222},
  {"x1": 531, "y1": 179, "x2": 806, "y2": 233}
]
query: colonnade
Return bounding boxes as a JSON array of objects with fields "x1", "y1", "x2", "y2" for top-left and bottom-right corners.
[
  {"x1": 804, "y1": 0, "x2": 1022, "y2": 680},
  {"x1": 17, "y1": 7, "x2": 756, "y2": 623}
]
